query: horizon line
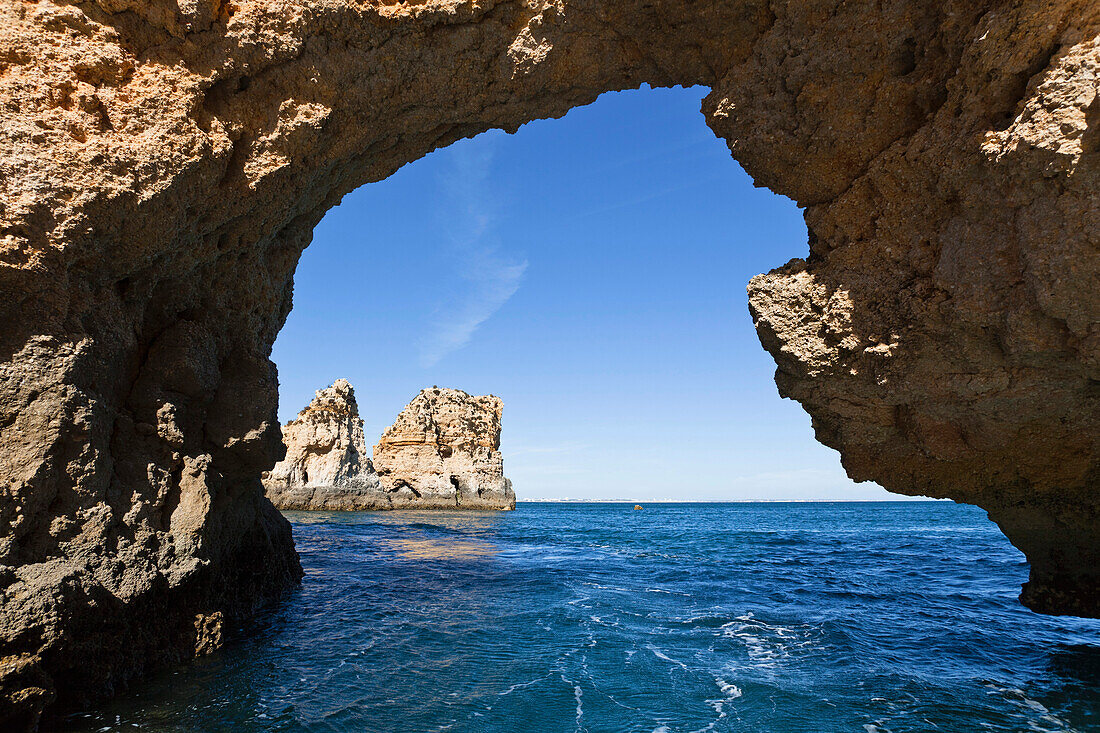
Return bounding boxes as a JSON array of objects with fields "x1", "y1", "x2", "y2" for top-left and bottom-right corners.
[{"x1": 515, "y1": 497, "x2": 947, "y2": 504}]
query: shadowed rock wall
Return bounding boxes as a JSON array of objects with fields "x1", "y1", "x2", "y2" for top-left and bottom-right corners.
[{"x1": 0, "y1": 0, "x2": 1096, "y2": 727}]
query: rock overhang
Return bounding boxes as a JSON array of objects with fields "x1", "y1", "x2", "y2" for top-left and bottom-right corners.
[{"x1": 0, "y1": 0, "x2": 1097, "y2": 727}]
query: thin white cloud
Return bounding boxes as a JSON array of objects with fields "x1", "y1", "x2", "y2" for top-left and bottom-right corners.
[
  {"x1": 506, "y1": 441, "x2": 592, "y2": 458},
  {"x1": 571, "y1": 171, "x2": 721, "y2": 221},
  {"x1": 418, "y1": 141, "x2": 527, "y2": 367}
]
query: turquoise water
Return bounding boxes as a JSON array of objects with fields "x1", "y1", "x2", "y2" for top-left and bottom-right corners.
[{"x1": 66, "y1": 502, "x2": 1100, "y2": 732}]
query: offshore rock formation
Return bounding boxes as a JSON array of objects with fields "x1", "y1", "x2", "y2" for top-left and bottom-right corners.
[
  {"x1": 262, "y1": 379, "x2": 385, "y2": 510},
  {"x1": 263, "y1": 382, "x2": 514, "y2": 510},
  {"x1": 0, "y1": 0, "x2": 1097, "y2": 727},
  {"x1": 373, "y1": 388, "x2": 516, "y2": 510}
]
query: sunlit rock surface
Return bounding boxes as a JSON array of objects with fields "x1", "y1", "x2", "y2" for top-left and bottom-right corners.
[
  {"x1": 373, "y1": 388, "x2": 516, "y2": 510},
  {"x1": 0, "y1": 0, "x2": 1097, "y2": 726},
  {"x1": 264, "y1": 382, "x2": 514, "y2": 511},
  {"x1": 263, "y1": 379, "x2": 385, "y2": 510}
]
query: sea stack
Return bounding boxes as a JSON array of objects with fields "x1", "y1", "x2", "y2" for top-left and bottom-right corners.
[
  {"x1": 374, "y1": 387, "x2": 516, "y2": 510},
  {"x1": 264, "y1": 382, "x2": 515, "y2": 511},
  {"x1": 263, "y1": 379, "x2": 385, "y2": 510}
]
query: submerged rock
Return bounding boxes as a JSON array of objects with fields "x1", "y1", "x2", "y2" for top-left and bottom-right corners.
[
  {"x1": 264, "y1": 383, "x2": 515, "y2": 511},
  {"x1": 374, "y1": 388, "x2": 516, "y2": 510}
]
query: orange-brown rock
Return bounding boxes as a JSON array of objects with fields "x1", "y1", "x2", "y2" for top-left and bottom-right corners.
[
  {"x1": 0, "y1": 0, "x2": 1096, "y2": 728},
  {"x1": 373, "y1": 387, "x2": 515, "y2": 510}
]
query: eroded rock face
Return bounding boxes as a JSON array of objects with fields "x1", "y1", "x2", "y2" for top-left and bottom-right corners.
[
  {"x1": 373, "y1": 388, "x2": 515, "y2": 510},
  {"x1": 733, "y1": 3, "x2": 1100, "y2": 617},
  {"x1": 0, "y1": 0, "x2": 1097, "y2": 726},
  {"x1": 262, "y1": 379, "x2": 385, "y2": 510},
  {"x1": 263, "y1": 381, "x2": 513, "y2": 510}
]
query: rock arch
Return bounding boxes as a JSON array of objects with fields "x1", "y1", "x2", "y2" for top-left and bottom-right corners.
[{"x1": 0, "y1": 0, "x2": 1096, "y2": 726}]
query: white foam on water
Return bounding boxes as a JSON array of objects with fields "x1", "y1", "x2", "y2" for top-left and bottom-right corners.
[
  {"x1": 497, "y1": 674, "x2": 551, "y2": 697},
  {"x1": 690, "y1": 677, "x2": 744, "y2": 733},
  {"x1": 719, "y1": 621, "x2": 780, "y2": 669},
  {"x1": 582, "y1": 581, "x2": 632, "y2": 593},
  {"x1": 645, "y1": 588, "x2": 692, "y2": 597},
  {"x1": 586, "y1": 614, "x2": 622, "y2": 629},
  {"x1": 646, "y1": 644, "x2": 690, "y2": 671},
  {"x1": 983, "y1": 683, "x2": 1079, "y2": 733},
  {"x1": 715, "y1": 679, "x2": 742, "y2": 699},
  {"x1": 716, "y1": 615, "x2": 821, "y2": 676},
  {"x1": 559, "y1": 674, "x2": 584, "y2": 730}
]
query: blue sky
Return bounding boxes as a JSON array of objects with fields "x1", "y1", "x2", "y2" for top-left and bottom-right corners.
[{"x1": 272, "y1": 85, "x2": 905, "y2": 501}]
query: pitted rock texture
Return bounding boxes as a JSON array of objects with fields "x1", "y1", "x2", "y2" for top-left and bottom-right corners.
[
  {"x1": 737, "y1": 4, "x2": 1100, "y2": 618},
  {"x1": 373, "y1": 388, "x2": 515, "y2": 510},
  {"x1": 262, "y1": 379, "x2": 386, "y2": 510},
  {"x1": 0, "y1": 0, "x2": 1097, "y2": 727}
]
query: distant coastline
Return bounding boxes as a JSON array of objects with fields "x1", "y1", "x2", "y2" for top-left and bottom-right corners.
[{"x1": 515, "y1": 497, "x2": 948, "y2": 503}]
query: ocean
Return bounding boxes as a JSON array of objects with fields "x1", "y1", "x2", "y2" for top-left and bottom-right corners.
[{"x1": 65, "y1": 502, "x2": 1100, "y2": 732}]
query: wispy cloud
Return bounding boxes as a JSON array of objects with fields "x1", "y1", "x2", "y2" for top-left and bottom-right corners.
[
  {"x1": 418, "y1": 141, "x2": 528, "y2": 367},
  {"x1": 506, "y1": 442, "x2": 592, "y2": 458}
]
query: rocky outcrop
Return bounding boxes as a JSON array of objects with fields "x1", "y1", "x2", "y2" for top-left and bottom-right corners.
[
  {"x1": 0, "y1": 0, "x2": 1097, "y2": 727},
  {"x1": 373, "y1": 388, "x2": 515, "y2": 510},
  {"x1": 263, "y1": 382, "x2": 513, "y2": 510},
  {"x1": 734, "y1": 4, "x2": 1100, "y2": 617},
  {"x1": 262, "y1": 379, "x2": 386, "y2": 510}
]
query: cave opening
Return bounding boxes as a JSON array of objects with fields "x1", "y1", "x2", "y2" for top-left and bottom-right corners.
[
  {"x1": 271, "y1": 85, "x2": 901, "y2": 504},
  {"x1": 6, "y1": 3, "x2": 1099, "y2": 728}
]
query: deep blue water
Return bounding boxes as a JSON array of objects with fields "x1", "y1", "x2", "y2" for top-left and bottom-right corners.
[{"x1": 68, "y1": 502, "x2": 1100, "y2": 732}]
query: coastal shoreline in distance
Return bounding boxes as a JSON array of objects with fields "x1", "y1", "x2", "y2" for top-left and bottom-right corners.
[{"x1": 514, "y1": 497, "x2": 948, "y2": 503}]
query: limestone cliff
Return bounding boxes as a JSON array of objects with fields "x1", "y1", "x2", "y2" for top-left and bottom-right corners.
[
  {"x1": 262, "y1": 379, "x2": 385, "y2": 510},
  {"x1": 0, "y1": 0, "x2": 1097, "y2": 727},
  {"x1": 373, "y1": 388, "x2": 516, "y2": 510}
]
